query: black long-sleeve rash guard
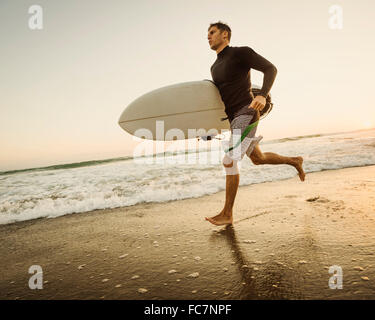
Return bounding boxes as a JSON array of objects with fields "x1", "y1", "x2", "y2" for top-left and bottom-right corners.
[{"x1": 210, "y1": 45, "x2": 277, "y2": 121}]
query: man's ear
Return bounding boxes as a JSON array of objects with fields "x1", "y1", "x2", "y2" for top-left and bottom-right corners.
[{"x1": 223, "y1": 30, "x2": 228, "y2": 40}]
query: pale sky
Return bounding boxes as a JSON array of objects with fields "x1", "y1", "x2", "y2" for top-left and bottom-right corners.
[{"x1": 1, "y1": 0, "x2": 374, "y2": 171}]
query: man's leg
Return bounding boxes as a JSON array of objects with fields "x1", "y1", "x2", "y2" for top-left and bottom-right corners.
[
  {"x1": 205, "y1": 112, "x2": 260, "y2": 226},
  {"x1": 248, "y1": 144, "x2": 305, "y2": 181},
  {"x1": 205, "y1": 156, "x2": 239, "y2": 226}
]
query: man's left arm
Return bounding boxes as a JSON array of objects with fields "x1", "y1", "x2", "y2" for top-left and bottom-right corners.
[{"x1": 239, "y1": 47, "x2": 278, "y2": 111}]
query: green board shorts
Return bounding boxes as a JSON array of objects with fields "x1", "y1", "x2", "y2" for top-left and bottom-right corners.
[{"x1": 223, "y1": 106, "x2": 263, "y2": 161}]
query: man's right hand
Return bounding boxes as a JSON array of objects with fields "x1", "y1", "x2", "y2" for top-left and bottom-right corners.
[{"x1": 249, "y1": 95, "x2": 266, "y2": 112}]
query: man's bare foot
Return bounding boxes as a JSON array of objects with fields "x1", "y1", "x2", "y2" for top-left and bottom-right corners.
[
  {"x1": 292, "y1": 156, "x2": 305, "y2": 181},
  {"x1": 205, "y1": 211, "x2": 233, "y2": 226}
]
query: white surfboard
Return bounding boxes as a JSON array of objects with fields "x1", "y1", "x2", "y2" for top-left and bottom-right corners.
[{"x1": 118, "y1": 80, "x2": 272, "y2": 141}]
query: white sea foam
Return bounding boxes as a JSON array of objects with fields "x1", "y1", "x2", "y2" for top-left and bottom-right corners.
[{"x1": 0, "y1": 129, "x2": 374, "y2": 225}]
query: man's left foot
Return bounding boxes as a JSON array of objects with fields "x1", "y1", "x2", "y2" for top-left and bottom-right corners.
[
  {"x1": 205, "y1": 212, "x2": 233, "y2": 226},
  {"x1": 292, "y1": 156, "x2": 305, "y2": 181}
]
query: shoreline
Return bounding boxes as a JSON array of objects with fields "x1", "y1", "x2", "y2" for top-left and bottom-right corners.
[
  {"x1": 1, "y1": 165, "x2": 375, "y2": 299},
  {"x1": 2, "y1": 163, "x2": 375, "y2": 228}
]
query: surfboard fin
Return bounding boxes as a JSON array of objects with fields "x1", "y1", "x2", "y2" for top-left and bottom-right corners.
[
  {"x1": 197, "y1": 134, "x2": 228, "y2": 141},
  {"x1": 199, "y1": 136, "x2": 214, "y2": 141}
]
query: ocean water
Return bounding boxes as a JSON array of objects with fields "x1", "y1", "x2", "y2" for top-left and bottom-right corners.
[{"x1": 0, "y1": 128, "x2": 374, "y2": 225}]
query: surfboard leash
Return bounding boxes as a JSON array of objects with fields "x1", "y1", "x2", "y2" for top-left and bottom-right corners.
[{"x1": 224, "y1": 120, "x2": 259, "y2": 153}]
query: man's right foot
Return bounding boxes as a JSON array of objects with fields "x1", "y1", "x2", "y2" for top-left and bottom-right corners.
[
  {"x1": 205, "y1": 211, "x2": 233, "y2": 226},
  {"x1": 292, "y1": 156, "x2": 305, "y2": 181}
]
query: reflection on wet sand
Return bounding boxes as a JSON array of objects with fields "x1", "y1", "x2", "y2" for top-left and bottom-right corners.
[{"x1": 210, "y1": 225, "x2": 302, "y2": 299}]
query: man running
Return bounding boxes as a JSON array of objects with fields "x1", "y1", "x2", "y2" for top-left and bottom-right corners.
[{"x1": 205, "y1": 22, "x2": 305, "y2": 226}]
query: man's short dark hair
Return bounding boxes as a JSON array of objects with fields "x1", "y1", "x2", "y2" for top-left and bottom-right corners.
[{"x1": 208, "y1": 21, "x2": 231, "y2": 42}]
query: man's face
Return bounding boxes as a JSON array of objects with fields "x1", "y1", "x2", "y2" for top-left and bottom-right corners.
[{"x1": 207, "y1": 26, "x2": 227, "y2": 51}]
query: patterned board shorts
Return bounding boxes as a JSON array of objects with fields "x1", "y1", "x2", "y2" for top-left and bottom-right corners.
[{"x1": 223, "y1": 107, "x2": 263, "y2": 161}]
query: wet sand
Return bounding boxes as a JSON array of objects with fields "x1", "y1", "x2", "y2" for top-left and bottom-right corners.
[{"x1": 1, "y1": 165, "x2": 375, "y2": 300}]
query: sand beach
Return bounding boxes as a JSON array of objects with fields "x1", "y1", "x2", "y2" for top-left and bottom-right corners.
[{"x1": 1, "y1": 165, "x2": 375, "y2": 300}]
